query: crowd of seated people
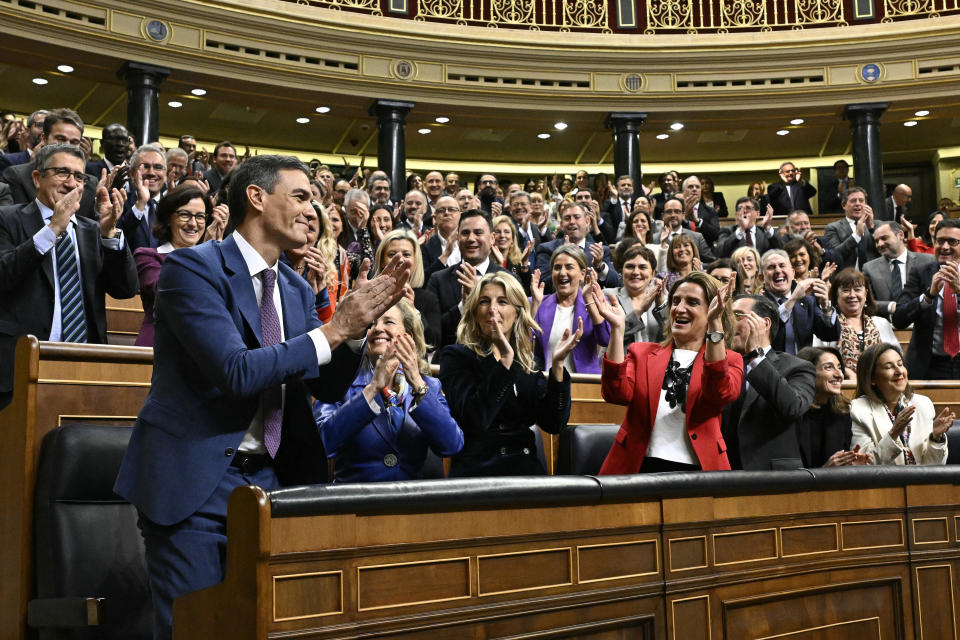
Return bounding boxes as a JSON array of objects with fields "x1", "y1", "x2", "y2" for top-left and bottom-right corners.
[{"x1": 2, "y1": 106, "x2": 959, "y2": 484}]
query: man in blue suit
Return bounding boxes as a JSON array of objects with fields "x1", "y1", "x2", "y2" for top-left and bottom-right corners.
[
  {"x1": 760, "y1": 249, "x2": 840, "y2": 354},
  {"x1": 114, "y1": 155, "x2": 410, "y2": 640}
]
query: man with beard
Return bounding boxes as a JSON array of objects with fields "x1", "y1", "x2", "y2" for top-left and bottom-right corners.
[
  {"x1": 87, "y1": 123, "x2": 132, "y2": 176},
  {"x1": 651, "y1": 171, "x2": 677, "y2": 218},
  {"x1": 444, "y1": 172, "x2": 460, "y2": 196},
  {"x1": 476, "y1": 173, "x2": 504, "y2": 217},
  {"x1": 722, "y1": 294, "x2": 815, "y2": 470},
  {"x1": 203, "y1": 141, "x2": 237, "y2": 194},
  {"x1": 893, "y1": 218, "x2": 960, "y2": 379},
  {"x1": 535, "y1": 202, "x2": 619, "y2": 293},
  {"x1": 118, "y1": 144, "x2": 168, "y2": 251},
  {"x1": 401, "y1": 189, "x2": 428, "y2": 236},
  {"x1": 652, "y1": 196, "x2": 716, "y2": 263},
  {"x1": 863, "y1": 221, "x2": 935, "y2": 320},
  {"x1": 332, "y1": 179, "x2": 350, "y2": 207}
]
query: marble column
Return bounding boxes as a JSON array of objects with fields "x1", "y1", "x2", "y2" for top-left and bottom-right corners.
[
  {"x1": 117, "y1": 62, "x2": 171, "y2": 147},
  {"x1": 605, "y1": 112, "x2": 647, "y2": 187},
  {"x1": 369, "y1": 100, "x2": 414, "y2": 203},
  {"x1": 843, "y1": 103, "x2": 888, "y2": 211}
]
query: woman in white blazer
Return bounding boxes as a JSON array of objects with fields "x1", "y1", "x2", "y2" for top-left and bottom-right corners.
[{"x1": 850, "y1": 343, "x2": 954, "y2": 466}]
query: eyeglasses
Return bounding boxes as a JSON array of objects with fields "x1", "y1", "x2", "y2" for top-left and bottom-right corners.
[
  {"x1": 435, "y1": 207, "x2": 459, "y2": 215},
  {"x1": 175, "y1": 211, "x2": 207, "y2": 224},
  {"x1": 137, "y1": 163, "x2": 165, "y2": 172},
  {"x1": 936, "y1": 237, "x2": 960, "y2": 247},
  {"x1": 42, "y1": 167, "x2": 88, "y2": 183}
]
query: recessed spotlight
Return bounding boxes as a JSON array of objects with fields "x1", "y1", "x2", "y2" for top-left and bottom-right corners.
[
  {"x1": 914, "y1": 110, "x2": 930, "y2": 117},
  {"x1": 167, "y1": 101, "x2": 183, "y2": 108},
  {"x1": 554, "y1": 122, "x2": 568, "y2": 130},
  {"x1": 296, "y1": 117, "x2": 310, "y2": 124},
  {"x1": 315, "y1": 106, "x2": 330, "y2": 114},
  {"x1": 190, "y1": 88, "x2": 207, "y2": 96},
  {"x1": 776, "y1": 129, "x2": 790, "y2": 136},
  {"x1": 656, "y1": 133, "x2": 670, "y2": 140},
  {"x1": 32, "y1": 78, "x2": 48, "y2": 85},
  {"x1": 790, "y1": 118, "x2": 805, "y2": 125},
  {"x1": 537, "y1": 133, "x2": 551, "y2": 139},
  {"x1": 904, "y1": 120, "x2": 918, "y2": 127},
  {"x1": 435, "y1": 116, "x2": 450, "y2": 124},
  {"x1": 57, "y1": 65, "x2": 74, "y2": 73},
  {"x1": 418, "y1": 128, "x2": 432, "y2": 134},
  {"x1": 669, "y1": 122, "x2": 684, "y2": 131}
]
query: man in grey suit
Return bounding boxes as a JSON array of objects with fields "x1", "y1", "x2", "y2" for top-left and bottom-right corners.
[
  {"x1": 652, "y1": 196, "x2": 716, "y2": 263},
  {"x1": 863, "y1": 220, "x2": 935, "y2": 320},
  {"x1": 821, "y1": 187, "x2": 878, "y2": 270},
  {"x1": 722, "y1": 294, "x2": 816, "y2": 470}
]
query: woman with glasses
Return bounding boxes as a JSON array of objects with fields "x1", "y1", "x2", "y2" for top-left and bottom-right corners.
[{"x1": 134, "y1": 184, "x2": 212, "y2": 346}]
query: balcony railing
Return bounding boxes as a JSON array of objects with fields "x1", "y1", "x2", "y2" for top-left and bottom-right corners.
[{"x1": 287, "y1": 0, "x2": 960, "y2": 32}]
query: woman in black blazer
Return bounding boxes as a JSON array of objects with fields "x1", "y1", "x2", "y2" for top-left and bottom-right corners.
[{"x1": 439, "y1": 272, "x2": 578, "y2": 476}]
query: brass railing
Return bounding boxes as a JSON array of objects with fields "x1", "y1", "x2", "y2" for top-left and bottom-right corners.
[{"x1": 291, "y1": 0, "x2": 960, "y2": 31}]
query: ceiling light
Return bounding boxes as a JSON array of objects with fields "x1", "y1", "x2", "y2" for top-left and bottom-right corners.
[
  {"x1": 914, "y1": 110, "x2": 930, "y2": 117},
  {"x1": 537, "y1": 133, "x2": 551, "y2": 139},
  {"x1": 315, "y1": 106, "x2": 330, "y2": 114},
  {"x1": 190, "y1": 88, "x2": 207, "y2": 96},
  {"x1": 776, "y1": 129, "x2": 790, "y2": 136},
  {"x1": 656, "y1": 134, "x2": 670, "y2": 140},
  {"x1": 669, "y1": 122, "x2": 684, "y2": 131},
  {"x1": 167, "y1": 101, "x2": 183, "y2": 108},
  {"x1": 435, "y1": 116, "x2": 450, "y2": 124},
  {"x1": 57, "y1": 65, "x2": 74, "y2": 73},
  {"x1": 32, "y1": 78, "x2": 48, "y2": 85},
  {"x1": 554, "y1": 122, "x2": 568, "y2": 130},
  {"x1": 296, "y1": 117, "x2": 310, "y2": 124},
  {"x1": 418, "y1": 128, "x2": 432, "y2": 134},
  {"x1": 904, "y1": 120, "x2": 918, "y2": 127},
  {"x1": 790, "y1": 118, "x2": 805, "y2": 125}
]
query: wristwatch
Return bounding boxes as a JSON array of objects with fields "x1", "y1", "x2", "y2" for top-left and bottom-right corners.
[
  {"x1": 412, "y1": 382, "x2": 429, "y2": 399},
  {"x1": 705, "y1": 330, "x2": 724, "y2": 344}
]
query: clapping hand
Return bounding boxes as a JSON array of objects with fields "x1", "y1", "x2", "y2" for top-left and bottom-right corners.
[
  {"x1": 589, "y1": 242, "x2": 605, "y2": 270},
  {"x1": 550, "y1": 316, "x2": 583, "y2": 380},
  {"x1": 706, "y1": 276, "x2": 734, "y2": 325},
  {"x1": 588, "y1": 281, "x2": 626, "y2": 330},
  {"x1": 96, "y1": 185, "x2": 126, "y2": 238},
  {"x1": 394, "y1": 332, "x2": 425, "y2": 390},
  {"x1": 820, "y1": 261, "x2": 838, "y2": 281},
  {"x1": 530, "y1": 268, "x2": 545, "y2": 309},
  {"x1": 824, "y1": 444, "x2": 873, "y2": 466},
  {"x1": 364, "y1": 348, "x2": 400, "y2": 404},
  {"x1": 932, "y1": 406, "x2": 956, "y2": 440},
  {"x1": 324, "y1": 253, "x2": 410, "y2": 346},
  {"x1": 205, "y1": 203, "x2": 229, "y2": 242},
  {"x1": 889, "y1": 405, "x2": 916, "y2": 440}
]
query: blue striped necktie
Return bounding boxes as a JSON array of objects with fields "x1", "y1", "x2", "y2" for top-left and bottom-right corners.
[{"x1": 56, "y1": 229, "x2": 87, "y2": 343}]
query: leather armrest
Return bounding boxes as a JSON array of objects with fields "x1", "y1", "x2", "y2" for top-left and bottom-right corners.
[{"x1": 27, "y1": 597, "x2": 104, "y2": 628}]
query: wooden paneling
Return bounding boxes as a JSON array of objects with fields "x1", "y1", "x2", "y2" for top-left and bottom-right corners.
[
  {"x1": 671, "y1": 595, "x2": 711, "y2": 640},
  {"x1": 914, "y1": 565, "x2": 958, "y2": 640},
  {"x1": 357, "y1": 558, "x2": 470, "y2": 610}
]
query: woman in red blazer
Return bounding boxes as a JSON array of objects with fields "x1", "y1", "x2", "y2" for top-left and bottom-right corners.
[{"x1": 588, "y1": 271, "x2": 743, "y2": 473}]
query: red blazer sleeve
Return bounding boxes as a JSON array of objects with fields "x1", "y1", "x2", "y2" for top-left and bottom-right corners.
[{"x1": 601, "y1": 342, "x2": 649, "y2": 406}]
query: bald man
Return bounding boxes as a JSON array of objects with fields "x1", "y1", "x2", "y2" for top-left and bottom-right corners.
[{"x1": 884, "y1": 184, "x2": 912, "y2": 223}]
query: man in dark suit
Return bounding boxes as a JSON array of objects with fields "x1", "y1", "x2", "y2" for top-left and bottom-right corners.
[
  {"x1": 86, "y1": 122, "x2": 131, "y2": 176},
  {"x1": 883, "y1": 184, "x2": 912, "y2": 223},
  {"x1": 0, "y1": 109, "x2": 47, "y2": 170},
  {"x1": 893, "y1": 218, "x2": 960, "y2": 379},
  {"x1": 819, "y1": 159, "x2": 851, "y2": 214},
  {"x1": 723, "y1": 294, "x2": 816, "y2": 470},
  {"x1": 679, "y1": 175, "x2": 720, "y2": 245},
  {"x1": 821, "y1": 187, "x2": 880, "y2": 270},
  {"x1": 0, "y1": 144, "x2": 138, "y2": 410},
  {"x1": 113, "y1": 155, "x2": 410, "y2": 639},
  {"x1": 202, "y1": 141, "x2": 237, "y2": 194},
  {"x1": 761, "y1": 249, "x2": 840, "y2": 354},
  {"x1": 650, "y1": 171, "x2": 677, "y2": 219},
  {"x1": 767, "y1": 161, "x2": 816, "y2": 216},
  {"x1": 863, "y1": 221, "x2": 935, "y2": 320},
  {"x1": 117, "y1": 144, "x2": 167, "y2": 251},
  {"x1": 399, "y1": 189, "x2": 428, "y2": 236},
  {"x1": 601, "y1": 175, "x2": 636, "y2": 244},
  {"x1": 716, "y1": 196, "x2": 781, "y2": 258},
  {"x1": 535, "y1": 202, "x2": 619, "y2": 294},
  {"x1": 422, "y1": 195, "x2": 462, "y2": 276},
  {"x1": 508, "y1": 190, "x2": 549, "y2": 252},
  {"x1": 652, "y1": 196, "x2": 717, "y2": 263},
  {"x1": 0, "y1": 181, "x2": 12, "y2": 206},
  {"x1": 427, "y1": 208, "x2": 513, "y2": 348}
]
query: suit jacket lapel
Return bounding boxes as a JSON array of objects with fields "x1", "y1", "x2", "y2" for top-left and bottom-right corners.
[
  {"x1": 21, "y1": 202, "x2": 55, "y2": 289},
  {"x1": 740, "y1": 350, "x2": 776, "y2": 418},
  {"x1": 75, "y1": 217, "x2": 100, "y2": 317},
  {"x1": 221, "y1": 235, "x2": 264, "y2": 344}
]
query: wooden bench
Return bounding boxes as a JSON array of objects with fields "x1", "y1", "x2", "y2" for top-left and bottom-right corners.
[
  {"x1": 174, "y1": 468, "x2": 960, "y2": 639},
  {"x1": 106, "y1": 294, "x2": 145, "y2": 346},
  {"x1": 0, "y1": 336, "x2": 153, "y2": 640}
]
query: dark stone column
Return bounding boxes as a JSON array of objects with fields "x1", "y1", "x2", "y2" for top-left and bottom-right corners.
[
  {"x1": 369, "y1": 100, "x2": 414, "y2": 203},
  {"x1": 117, "y1": 62, "x2": 171, "y2": 147},
  {"x1": 605, "y1": 112, "x2": 647, "y2": 187},
  {"x1": 843, "y1": 103, "x2": 888, "y2": 211}
]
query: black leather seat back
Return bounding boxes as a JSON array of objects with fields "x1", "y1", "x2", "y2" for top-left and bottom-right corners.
[
  {"x1": 33, "y1": 423, "x2": 151, "y2": 640},
  {"x1": 557, "y1": 424, "x2": 618, "y2": 475},
  {"x1": 946, "y1": 421, "x2": 960, "y2": 465}
]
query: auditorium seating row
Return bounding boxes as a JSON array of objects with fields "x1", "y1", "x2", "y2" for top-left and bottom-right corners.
[{"x1": 3, "y1": 334, "x2": 959, "y2": 639}]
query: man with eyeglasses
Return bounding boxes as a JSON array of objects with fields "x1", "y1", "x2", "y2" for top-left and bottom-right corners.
[
  {"x1": 717, "y1": 196, "x2": 780, "y2": 257},
  {"x1": 893, "y1": 218, "x2": 960, "y2": 379},
  {"x1": 767, "y1": 161, "x2": 816, "y2": 216},
  {"x1": 118, "y1": 144, "x2": 168, "y2": 251},
  {"x1": 422, "y1": 195, "x2": 462, "y2": 276},
  {"x1": 651, "y1": 196, "x2": 716, "y2": 263},
  {"x1": 0, "y1": 109, "x2": 47, "y2": 170},
  {"x1": 821, "y1": 187, "x2": 879, "y2": 270},
  {"x1": 0, "y1": 143, "x2": 138, "y2": 410}
]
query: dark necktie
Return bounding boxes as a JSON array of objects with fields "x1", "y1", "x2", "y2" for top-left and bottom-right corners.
[
  {"x1": 944, "y1": 284, "x2": 960, "y2": 358},
  {"x1": 745, "y1": 228, "x2": 754, "y2": 247},
  {"x1": 260, "y1": 269, "x2": 283, "y2": 457},
  {"x1": 890, "y1": 259, "x2": 902, "y2": 300},
  {"x1": 146, "y1": 200, "x2": 158, "y2": 248},
  {"x1": 778, "y1": 296, "x2": 796, "y2": 354},
  {"x1": 56, "y1": 229, "x2": 87, "y2": 343}
]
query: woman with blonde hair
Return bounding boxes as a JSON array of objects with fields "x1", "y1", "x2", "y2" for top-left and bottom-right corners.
[
  {"x1": 660, "y1": 233, "x2": 701, "y2": 292},
  {"x1": 491, "y1": 214, "x2": 533, "y2": 293},
  {"x1": 731, "y1": 245, "x2": 763, "y2": 294},
  {"x1": 315, "y1": 299, "x2": 463, "y2": 482},
  {"x1": 374, "y1": 228, "x2": 442, "y2": 348},
  {"x1": 439, "y1": 272, "x2": 579, "y2": 476}
]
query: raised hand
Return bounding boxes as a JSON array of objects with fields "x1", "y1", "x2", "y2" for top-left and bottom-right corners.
[
  {"x1": 132, "y1": 165, "x2": 150, "y2": 209},
  {"x1": 520, "y1": 241, "x2": 533, "y2": 265},
  {"x1": 50, "y1": 186, "x2": 83, "y2": 236},
  {"x1": 364, "y1": 349, "x2": 400, "y2": 403},
  {"x1": 741, "y1": 310, "x2": 767, "y2": 352},
  {"x1": 589, "y1": 242, "x2": 604, "y2": 270},
  {"x1": 394, "y1": 332, "x2": 425, "y2": 389},
  {"x1": 889, "y1": 404, "x2": 916, "y2": 440},
  {"x1": 324, "y1": 254, "x2": 410, "y2": 345},
  {"x1": 901, "y1": 217, "x2": 917, "y2": 240},
  {"x1": 97, "y1": 186, "x2": 126, "y2": 238},
  {"x1": 590, "y1": 283, "x2": 626, "y2": 330},
  {"x1": 490, "y1": 244, "x2": 505, "y2": 265},
  {"x1": 933, "y1": 406, "x2": 956, "y2": 440},
  {"x1": 820, "y1": 261, "x2": 838, "y2": 281},
  {"x1": 550, "y1": 317, "x2": 583, "y2": 378},
  {"x1": 457, "y1": 261, "x2": 479, "y2": 302},
  {"x1": 487, "y1": 306, "x2": 514, "y2": 366},
  {"x1": 204, "y1": 203, "x2": 229, "y2": 242},
  {"x1": 707, "y1": 277, "x2": 733, "y2": 325},
  {"x1": 304, "y1": 246, "x2": 327, "y2": 294}
]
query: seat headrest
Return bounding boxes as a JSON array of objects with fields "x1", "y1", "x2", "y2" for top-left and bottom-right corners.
[{"x1": 37, "y1": 423, "x2": 132, "y2": 501}]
